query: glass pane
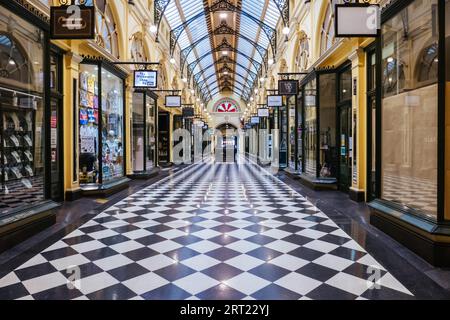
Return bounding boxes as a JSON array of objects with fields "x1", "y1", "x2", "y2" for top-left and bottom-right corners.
[
  {"x1": 288, "y1": 96, "x2": 296, "y2": 170},
  {"x1": 79, "y1": 64, "x2": 99, "y2": 184},
  {"x1": 304, "y1": 79, "x2": 317, "y2": 176},
  {"x1": 370, "y1": 98, "x2": 377, "y2": 199},
  {"x1": 132, "y1": 92, "x2": 144, "y2": 172},
  {"x1": 101, "y1": 68, "x2": 124, "y2": 182},
  {"x1": 0, "y1": 11, "x2": 45, "y2": 216},
  {"x1": 297, "y1": 93, "x2": 303, "y2": 173},
  {"x1": 381, "y1": 0, "x2": 438, "y2": 218},
  {"x1": 146, "y1": 95, "x2": 156, "y2": 170},
  {"x1": 50, "y1": 99, "x2": 61, "y2": 200},
  {"x1": 339, "y1": 68, "x2": 352, "y2": 101},
  {"x1": 319, "y1": 73, "x2": 337, "y2": 178}
]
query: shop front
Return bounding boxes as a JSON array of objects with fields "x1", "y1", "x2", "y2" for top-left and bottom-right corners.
[
  {"x1": 78, "y1": 59, "x2": 129, "y2": 196},
  {"x1": 0, "y1": 1, "x2": 60, "y2": 252},
  {"x1": 368, "y1": 0, "x2": 450, "y2": 266},
  {"x1": 130, "y1": 91, "x2": 158, "y2": 179}
]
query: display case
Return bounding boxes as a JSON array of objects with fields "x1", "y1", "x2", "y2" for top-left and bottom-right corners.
[
  {"x1": 78, "y1": 59, "x2": 129, "y2": 195},
  {"x1": 0, "y1": 92, "x2": 42, "y2": 213}
]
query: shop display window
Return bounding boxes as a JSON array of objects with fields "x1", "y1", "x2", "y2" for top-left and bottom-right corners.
[
  {"x1": 304, "y1": 78, "x2": 317, "y2": 176},
  {"x1": 101, "y1": 69, "x2": 124, "y2": 182},
  {"x1": 0, "y1": 12, "x2": 45, "y2": 216},
  {"x1": 319, "y1": 73, "x2": 337, "y2": 178},
  {"x1": 288, "y1": 96, "x2": 296, "y2": 170},
  {"x1": 380, "y1": 0, "x2": 439, "y2": 218},
  {"x1": 79, "y1": 62, "x2": 124, "y2": 186}
]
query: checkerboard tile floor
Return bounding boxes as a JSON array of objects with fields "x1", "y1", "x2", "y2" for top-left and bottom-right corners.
[{"x1": 0, "y1": 160, "x2": 414, "y2": 300}]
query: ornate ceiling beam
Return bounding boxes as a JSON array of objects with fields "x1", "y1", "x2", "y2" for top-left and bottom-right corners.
[
  {"x1": 168, "y1": 0, "x2": 276, "y2": 57},
  {"x1": 154, "y1": 0, "x2": 171, "y2": 42},
  {"x1": 273, "y1": 0, "x2": 289, "y2": 28},
  {"x1": 189, "y1": 39, "x2": 263, "y2": 82},
  {"x1": 180, "y1": 22, "x2": 270, "y2": 74}
]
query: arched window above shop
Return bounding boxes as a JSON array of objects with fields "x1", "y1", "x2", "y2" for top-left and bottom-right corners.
[
  {"x1": 320, "y1": 1, "x2": 339, "y2": 55},
  {"x1": 0, "y1": 33, "x2": 30, "y2": 84},
  {"x1": 417, "y1": 42, "x2": 438, "y2": 85},
  {"x1": 80, "y1": 0, "x2": 119, "y2": 58}
]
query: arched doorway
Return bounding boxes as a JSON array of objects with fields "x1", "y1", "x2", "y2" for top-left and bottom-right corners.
[{"x1": 215, "y1": 123, "x2": 238, "y2": 163}]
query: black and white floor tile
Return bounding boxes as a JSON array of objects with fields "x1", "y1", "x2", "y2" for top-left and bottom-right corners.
[{"x1": 0, "y1": 159, "x2": 414, "y2": 300}]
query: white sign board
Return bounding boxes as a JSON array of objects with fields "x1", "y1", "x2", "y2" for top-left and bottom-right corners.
[
  {"x1": 165, "y1": 95, "x2": 182, "y2": 107},
  {"x1": 335, "y1": 4, "x2": 380, "y2": 37},
  {"x1": 251, "y1": 116, "x2": 260, "y2": 124},
  {"x1": 267, "y1": 95, "x2": 283, "y2": 107},
  {"x1": 134, "y1": 70, "x2": 157, "y2": 88},
  {"x1": 258, "y1": 108, "x2": 269, "y2": 117}
]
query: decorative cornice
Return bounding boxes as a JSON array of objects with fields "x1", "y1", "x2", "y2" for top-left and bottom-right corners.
[{"x1": 11, "y1": 0, "x2": 49, "y2": 24}]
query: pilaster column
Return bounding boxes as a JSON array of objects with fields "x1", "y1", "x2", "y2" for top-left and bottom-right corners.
[
  {"x1": 63, "y1": 51, "x2": 83, "y2": 196},
  {"x1": 348, "y1": 48, "x2": 366, "y2": 200},
  {"x1": 125, "y1": 77, "x2": 133, "y2": 175}
]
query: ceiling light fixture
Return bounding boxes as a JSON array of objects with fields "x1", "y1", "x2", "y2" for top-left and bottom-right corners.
[
  {"x1": 170, "y1": 58, "x2": 176, "y2": 64},
  {"x1": 268, "y1": 58, "x2": 274, "y2": 66},
  {"x1": 282, "y1": 26, "x2": 290, "y2": 35},
  {"x1": 149, "y1": 25, "x2": 157, "y2": 33},
  {"x1": 222, "y1": 51, "x2": 228, "y2": 56},
  {"x1": 182, "y1": 77, "x2": 188, "y2": 83},
  {"x1": 220, "y1": 12, "x2": 228, "y2": 19}
]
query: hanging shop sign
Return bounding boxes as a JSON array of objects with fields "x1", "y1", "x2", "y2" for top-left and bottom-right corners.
[
  {"x1": 251, "y1": 116, "x2": 260, "y2": 125},
  {"x1": 182, "y1": 107, "x2": 195, "y2": 117},
  {"x1": 278, "y1": 80, "x2": 299, "y2": 96},
  {"x1": 134, "y1": 70, "x2": 158, "y2": 89},
  {"x1": 267, "y1": 95, "x2": 283, "y2": 107},
  {"x1": 258, "y1": 108, "x2": 270, "y2": 117},
  {"x1": 335, "y1": 3, "x2": 380, "y2": 38},
  {"x1": 165, "y1": 95, "x2": 182, "y2": 108},
  {"x1": 50, "y1": 4, "x2": 95, "y2": 39}
]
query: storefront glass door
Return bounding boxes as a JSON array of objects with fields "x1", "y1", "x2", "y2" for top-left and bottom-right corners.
[
  {"x1": 288, "y1": 96, "x2": 296, "y2": 170},
  {"x1": 146, "y1": 95, "x2": 156, "y2": 170},
  {"x1": 339, "y1": 104, "x2": 352, "y2": 191}
]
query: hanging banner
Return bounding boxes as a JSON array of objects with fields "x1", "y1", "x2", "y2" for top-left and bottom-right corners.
[
  {"x1": 258, "y1": 108, "x2": 270, "y2": 117},
  {"x1": 278, "y1": 80, "x2": 299, "y2": 96},
  {"x1": 251, "y1": 116, "x2": 260, "y2": 124},
  {"x1": 335, "y1": 4, "x2": 381, "y2": 37},
  {"x1": 165, "y1": 96, "x2": 182, "y2": 108},
  {"x1": 182, "y1": 107, "x2": 194, "y2": 117},
  {"x1": 267, "y1": 95, "x2": 283, "y2": 107},
  {"x1": 134, "y1": 70, "x2": 158, "y2": 88},
  {"x1": 50, "y1": 5, "x2": 95, "y2": 39}
]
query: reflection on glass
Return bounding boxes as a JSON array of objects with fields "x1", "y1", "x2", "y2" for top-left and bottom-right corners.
[
  {"x1": 79, "y1": 64, "x2": 99, "y2": 184},
  {"x1": 288, "y1": 96, "x2": 296, "y2": 170},
  {"x1": 146, "y1": 96, "x2": 156, "y2": 170},
  {"x1": 0, "y1": 11, "x2": 45, "y2": 216},
  {"x1": 297, "y1": 93, "x2": 303, "y2": 173},
  {"x1": 319, "y1": 73, "x2": 337, "y2": 178},
  {"x1": 132, "y1": 92, "x2": 144, "y2": 172},
  {"x1": 304, "y1": 79, "x2": 317, "y2": 176},
  {"x1": 381, "y1": 0, "x2": 438, "y2": 218},
  {"x1": 101, "y1": 68, "x2": 124, "y2": 182}
]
